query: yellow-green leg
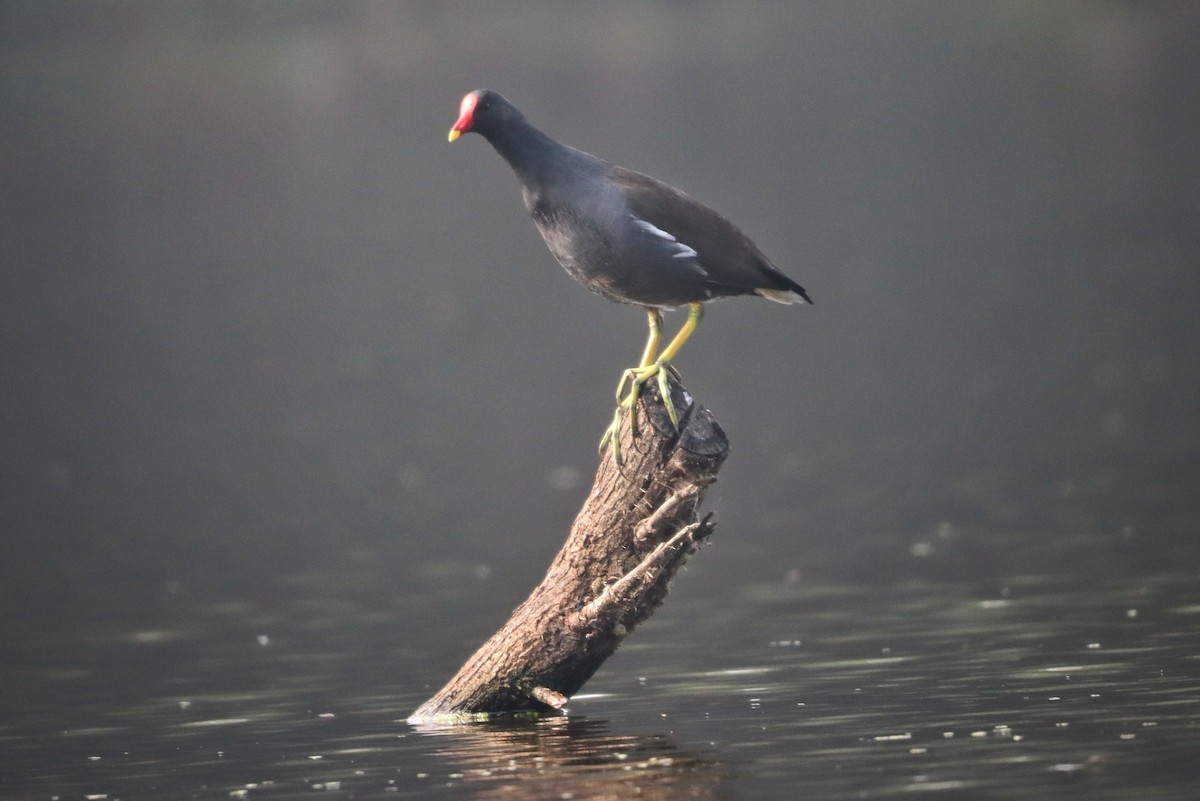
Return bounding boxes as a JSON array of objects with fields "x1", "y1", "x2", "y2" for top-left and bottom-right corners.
[
  {"x1": 600, "y1": 308, "x2": 662, "y2": 464},
  {"x1": 638, "y1": 308, "x2": 664, "y2": 369},
  {"x1": 599, "y1": 303, "x2": 704, "y2": 464}
]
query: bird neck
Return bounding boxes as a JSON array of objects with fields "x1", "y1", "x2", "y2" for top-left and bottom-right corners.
[{"x1": 484, "y1": 119, "x2": 599, "y2": 189}]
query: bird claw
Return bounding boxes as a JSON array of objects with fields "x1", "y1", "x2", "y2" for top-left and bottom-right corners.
[
  {"x1": 656, "y1": 367, "x2": 678, "y2": 430},
  {"x1": 598, "y1": 406, "x2": 625, "y2": 466},
  {"x1": 599, "y1": 361, "x2": 681, "y2": 465}
]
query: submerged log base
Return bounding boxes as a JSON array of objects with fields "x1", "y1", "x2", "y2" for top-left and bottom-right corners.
[{"x1": 408, "y1": 377, "x2": 729, "y2": 722}]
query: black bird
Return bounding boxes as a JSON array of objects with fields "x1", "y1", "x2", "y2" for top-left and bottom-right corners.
[{"x1": 448, "y1": 89, "x2": 811, "y2": 462}]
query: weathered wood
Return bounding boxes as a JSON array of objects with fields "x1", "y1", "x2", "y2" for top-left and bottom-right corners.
[{"x1": 408, "y1": 377, "x2": 728, "y2": 721}]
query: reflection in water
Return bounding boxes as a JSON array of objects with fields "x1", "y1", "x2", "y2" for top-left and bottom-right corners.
[
  {"x1": 0, "y1": 571, "x2": 732, "y2": 801},
  {"x1": 411, "y1": 715, "x2": 727, "y2": 800},
  {"x1": 2, "y1": 566, "x2": 1199, "y2": 799}
]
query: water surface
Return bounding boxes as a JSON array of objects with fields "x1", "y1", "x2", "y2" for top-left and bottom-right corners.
[{"x1": 4, "y1": 553, "x2": 1197, "y2": 800}]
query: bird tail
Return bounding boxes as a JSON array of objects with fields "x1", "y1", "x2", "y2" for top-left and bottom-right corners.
[
  {"x1": 756, "y1": 287, "x2": 804, "y2": 304},
  {"x1": 756, "y1": 276, "x2": 813, "y2": 305}
]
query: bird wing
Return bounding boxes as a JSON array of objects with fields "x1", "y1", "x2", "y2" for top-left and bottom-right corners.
[
  {"x1": 628, "y1": 218, "x2": 705, "y2": 273},
  {"x1": 610, "y1": 166, "x2": 807, "y2": 302}
]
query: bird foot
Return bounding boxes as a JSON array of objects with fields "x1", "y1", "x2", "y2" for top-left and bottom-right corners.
[{"x1": 598, "y1": 361, "x2": 683, "y2": 465}]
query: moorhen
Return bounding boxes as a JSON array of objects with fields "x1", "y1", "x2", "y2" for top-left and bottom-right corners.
[{"x1": 448, "y1": 89, "x2": 811, "y2": 463}]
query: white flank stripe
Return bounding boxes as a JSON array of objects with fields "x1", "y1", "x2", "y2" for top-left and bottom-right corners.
[
  {"x1": 633, "y1": 217, "x2": 702, "y2": 263},
  {"x1": 632, "y1": 218, "x2": 675, "y2": 240}
]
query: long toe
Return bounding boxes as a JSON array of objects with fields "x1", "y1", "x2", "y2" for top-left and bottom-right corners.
[
  {"x1": 656, "y1": 365, "x2": 679, "y2": 430},
  {"x1": 599, "y1": 406, "x2": 625, "y2": 465}
]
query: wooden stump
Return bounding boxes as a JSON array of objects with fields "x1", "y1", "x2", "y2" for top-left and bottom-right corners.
[{"x1": 408, "y1": 377, "x2": 729, "y2": 721}]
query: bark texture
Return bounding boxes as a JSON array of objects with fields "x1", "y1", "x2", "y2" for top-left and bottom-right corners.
[{"x1": 408, "y1": 377, "x2": 728, "y2": 721}]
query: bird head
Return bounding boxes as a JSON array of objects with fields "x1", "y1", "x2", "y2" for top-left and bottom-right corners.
[{"x1": 448, "y1": 89, "x2": 520, "y2": 142}]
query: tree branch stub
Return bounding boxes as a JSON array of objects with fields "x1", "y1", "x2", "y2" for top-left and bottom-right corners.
[{"x1": 408, "y1": 378, "x2": 728, "y2": 722}]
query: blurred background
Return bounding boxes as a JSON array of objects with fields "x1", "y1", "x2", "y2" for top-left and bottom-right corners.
[
  {"x1": 2, "y1": 1, "x2": 1198, "y2": 645},
  {"x1": 4, "y1": 4, "x2": 1200, "y2": 797}
]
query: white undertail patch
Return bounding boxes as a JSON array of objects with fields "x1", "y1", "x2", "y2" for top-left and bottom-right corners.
[{"x1": 756, "y1": 287, "x2": 807, "y2": 305}]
